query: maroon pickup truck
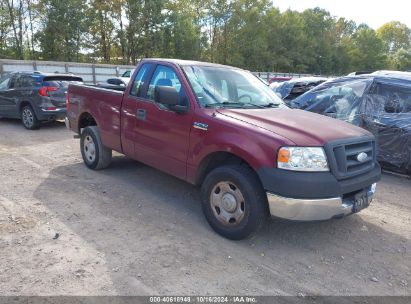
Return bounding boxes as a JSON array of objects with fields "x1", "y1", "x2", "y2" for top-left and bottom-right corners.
[{"x1": 66, "y1": 59, "x2": 381, "y2": 240}]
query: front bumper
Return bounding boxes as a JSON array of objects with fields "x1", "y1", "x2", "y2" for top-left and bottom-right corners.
[{"x1": 267, "y1": 183, "x2": 376, "y2": 221}]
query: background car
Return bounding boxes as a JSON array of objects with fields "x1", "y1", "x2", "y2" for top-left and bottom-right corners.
[
  {"x1": 273, "y1": 77, "x2": 327, "y2": 102},
  {"x1": 0, "y1": 71, "x2": 83, "y2": 129},
  {"x1": 348, "y1": 71, "x2": 373, "y2": 76},
  {"x1": 268, "y1": 76, "x2": 292, "y2": 84},
  {"x1": 97, "y1": 78, "x2": 128, "y2": 91},
  {"x1": 119, "y1": 69, "x2": 135, "y2": 84},
  {"x1": 97, "y1": 70, "x2": 135, "y2": 91},
  {"x1": 291, "y1": 73, "x2": 411, "y2": 174}
]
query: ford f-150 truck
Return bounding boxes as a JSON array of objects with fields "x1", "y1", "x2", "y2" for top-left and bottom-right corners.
[{"x1": 66, "y1": 59, "x2": 381, "y2": 240}]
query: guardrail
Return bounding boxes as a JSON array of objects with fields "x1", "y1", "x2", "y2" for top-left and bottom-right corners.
[{"x1": 252, "y1": 72, "x2": 334, "y2": 82}]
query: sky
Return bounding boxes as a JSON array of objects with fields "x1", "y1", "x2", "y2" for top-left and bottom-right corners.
[{"x1": 273, "y1": 0, "x2": 411, "y2": 29}]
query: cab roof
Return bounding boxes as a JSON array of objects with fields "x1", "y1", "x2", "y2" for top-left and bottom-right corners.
[{"x1": 141, "y1": 58, "x2": 242, "y2": 70}]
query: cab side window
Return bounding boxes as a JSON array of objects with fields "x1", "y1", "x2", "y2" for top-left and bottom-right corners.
[
  {"x1": 146, "y1": 65, "x2": 187, "y2": 107},
  {"x1": 130, "y1": 64, "x2": 152, "y2": 96}
]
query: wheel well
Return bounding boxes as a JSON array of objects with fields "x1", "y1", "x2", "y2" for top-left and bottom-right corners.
[
  {"x1": 196, "y1": 152, "x2": 254, "y2": 186},
  {"x1": 78, "y1": 112, "x2": 97, "y2": 133},
  {"x1": 19, "y1": 101, "x2": 31, "y2": 113}
]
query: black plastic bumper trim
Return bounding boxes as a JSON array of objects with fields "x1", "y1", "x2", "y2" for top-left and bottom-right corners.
[{"x1": 257, "y1": 164, "x2": 381, "y2": 199}]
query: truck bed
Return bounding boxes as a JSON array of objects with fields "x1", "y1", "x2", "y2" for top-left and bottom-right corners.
[{"x1": 67, "y1": 84, "x2": 124, "y2": 152}]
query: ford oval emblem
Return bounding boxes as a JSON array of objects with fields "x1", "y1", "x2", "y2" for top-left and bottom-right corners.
[{"x1": 356, "y1": 152, "x2": 368, "y2": 163}]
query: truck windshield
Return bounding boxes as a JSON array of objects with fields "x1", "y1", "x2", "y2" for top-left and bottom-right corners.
[{"x1": 182, "y1": 65, "x2": 287, "y2": 109}]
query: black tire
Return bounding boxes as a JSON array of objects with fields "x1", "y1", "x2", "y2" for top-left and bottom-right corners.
[
  {"x1": 21, "y1": 105, "x2": 40, "y2": 130},
  {"x1": 80, "y1": 126, "x2": 112, "y2": 170},
  {"x1": 200, "y1": 165, "x2": 268, "y2": 240}
]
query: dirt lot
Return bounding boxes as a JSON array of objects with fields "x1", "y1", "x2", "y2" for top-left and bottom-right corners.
[{"x1": 0, "y1": 118, "x2": 410, "y2": 296}]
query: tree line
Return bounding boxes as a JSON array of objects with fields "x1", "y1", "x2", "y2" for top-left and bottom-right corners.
[{"x1": 1, "y1": 0, "x2": 410, "y2": 75}]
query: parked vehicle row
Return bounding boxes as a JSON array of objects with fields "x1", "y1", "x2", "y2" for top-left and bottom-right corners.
[{"x1": 65, "y1": 58, "x2": 381, "y2": 240}]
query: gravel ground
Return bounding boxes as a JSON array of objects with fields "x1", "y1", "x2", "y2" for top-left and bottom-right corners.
[{"x1": 0, "y1": 118, "x2": 410, "y2": 296}]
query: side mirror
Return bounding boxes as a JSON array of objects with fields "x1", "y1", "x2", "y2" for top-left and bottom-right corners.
[
  {"x1": 155, "y1": 86, "x2": 179, "y2": 106},
  {"x1": 154, "y1": 86, "x2": 188, "y2": 114}
]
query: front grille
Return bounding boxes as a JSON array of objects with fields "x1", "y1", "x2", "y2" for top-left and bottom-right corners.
[{"x1": 325, "y1": 137, "x2": 376, "y2": 180}]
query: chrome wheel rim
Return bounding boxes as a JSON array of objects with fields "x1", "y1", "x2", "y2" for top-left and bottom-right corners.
[
  {"x1": 83, "y1": 135, "x2": 96, "y2": 163},
  {"x1": 210, "y1": 181, "x2": 245, "y2": 225},
  {"x1": 22, "y1": 108, "x2": 34, "y2": 128}
]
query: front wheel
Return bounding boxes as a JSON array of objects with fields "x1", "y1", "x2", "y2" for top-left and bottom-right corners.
[
  {"x1": 80, "y1": 126, "x2": 112, "y2": 170},
  {"x1": 201, "y1": 165, "x2": 268, "y2": 240},
  {"x1": 21, "y1": 105, "x2": 40, "y2": 130}
]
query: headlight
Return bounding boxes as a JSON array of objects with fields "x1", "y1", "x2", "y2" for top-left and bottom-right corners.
[{"x1": 277, "y1": 147, "x2": 329, "y2": 172}]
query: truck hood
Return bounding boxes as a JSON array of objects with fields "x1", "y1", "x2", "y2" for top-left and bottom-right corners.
[{"x1": 216, "y1": 108, "x2": 371, "y2": 146}]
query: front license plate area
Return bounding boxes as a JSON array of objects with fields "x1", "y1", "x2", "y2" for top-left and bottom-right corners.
[{"x1": 352, "y1": 191, "x2": 369, "y2": 213}]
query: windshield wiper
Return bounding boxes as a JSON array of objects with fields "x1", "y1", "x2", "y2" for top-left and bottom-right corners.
[
  {"x1": 262, "y1": 103, "x2": 281, "y2": 108},
  {"x1": 205, "y1": 102, "x2": 246, "y2": 108},
  {"x1": 205, "y1": 102, "x2": 281, "y2": 109},
  {"x1": 243, "y1": 102, "x2": 281, "y2": 108}
]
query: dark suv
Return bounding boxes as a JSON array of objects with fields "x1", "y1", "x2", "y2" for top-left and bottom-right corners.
[{"x1": 0, "y1": 71, "x2": 83, "y2": 129}]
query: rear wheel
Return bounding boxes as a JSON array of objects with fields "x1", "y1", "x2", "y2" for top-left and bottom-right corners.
[
  {"x1": 21, "y1": 105, "x2": 40, "y2": 130},
  {"x1": 201, "y1": 165, "x2": 268, "y2": 240},
  {"x1": 80, "y1": 126, "x2": 112, "y2": 170}
]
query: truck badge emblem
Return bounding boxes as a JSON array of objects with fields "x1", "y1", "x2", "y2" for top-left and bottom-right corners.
[
  {"x1": 193, "y1": 122, "x2": 208, "y2": 131},
  {"x1": 356, "y1": 152, "x2": 368, "y2": 163}
]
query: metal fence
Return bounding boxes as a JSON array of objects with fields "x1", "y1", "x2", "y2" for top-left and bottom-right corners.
[
  {"x1": 252, "y1": 71, "x2": 332, "y2": 82},
  {"x1": 0, "y1": 59, "x2": 329, "y2": 84},
  {"x1": 0, "y1": 59, "x2": 135, "y2": 84}
]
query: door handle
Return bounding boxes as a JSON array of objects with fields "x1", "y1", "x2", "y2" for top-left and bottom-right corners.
[{"x1": 136, "y1": 108, "x2": 146, "y2": 120}]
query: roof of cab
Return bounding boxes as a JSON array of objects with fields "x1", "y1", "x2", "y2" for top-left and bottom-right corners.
[{"x1": 141, "y1": 58, "x2": 242, "y2": 70}]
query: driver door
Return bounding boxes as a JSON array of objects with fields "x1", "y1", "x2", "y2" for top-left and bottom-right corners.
[{"x1": 123, "y1": 63, "x2": 193, "y2": 180}]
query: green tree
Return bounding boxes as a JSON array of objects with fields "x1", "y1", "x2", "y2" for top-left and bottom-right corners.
[
  {"x1": 300, "y1": 8, "x2": 335, "y2": 74},
  {"x1": 0, "y1": 0, "x2": 12, "y2": 58},
  {"x1": 221, "y1": 0, "x2": 272, "y2": 70},
  {"x1": 124, "y1": 0, "x2": 166, "y2": 63},
  {"x1": 36, "y1": 0, "x2": 88, "y2": 61},
  {"x1": 4, "y1": 0, "x2": 25, "y2": 59},
  {"x1": 161, "y1": 0, "x2": 202, "y2": 60},
  {"x1": 391, "y1": 48, "x2": 411, "y2": 71},
  {"x1": 274, "y1": 9, "x2": 307, "y2": 72},
  {"x1": 88, "y1": 0, "x2": 116, "y2": 62},
  {"x1": 350, "y1": 26, "x2": 387, "y2": 71},
  {"x1": 377, "y1": 21, "x2": 411, "y2": 54}
]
